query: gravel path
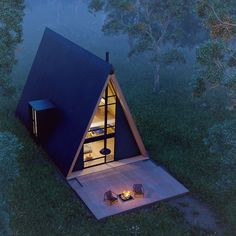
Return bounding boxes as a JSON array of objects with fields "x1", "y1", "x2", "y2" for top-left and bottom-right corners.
[{"x1": 168, "y1": 195, "x2": 224, "y2": 235}]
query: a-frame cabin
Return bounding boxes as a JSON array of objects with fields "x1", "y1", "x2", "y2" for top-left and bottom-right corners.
[{"x1": 16, "y1": 28, "x2": 148, "y2": 179}]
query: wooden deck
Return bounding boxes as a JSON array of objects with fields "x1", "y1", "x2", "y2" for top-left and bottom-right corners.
[
  {"x1": 68, "y1": 160, "x2": 189, "y2": 220},
  {"x1": 68, "y1": 155, "x2": 149, "y2": 179}
]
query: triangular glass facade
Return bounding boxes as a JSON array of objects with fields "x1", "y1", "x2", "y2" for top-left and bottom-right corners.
[{"x1": 83, "y1": 80, "x2": 117, "y2": 168}]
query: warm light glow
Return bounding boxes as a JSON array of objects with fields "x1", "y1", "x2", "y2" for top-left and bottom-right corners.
[{"x1": 121, "y1": 190, "x2": 131, "y2": 200}]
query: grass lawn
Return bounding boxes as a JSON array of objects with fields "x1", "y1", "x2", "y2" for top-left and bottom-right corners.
[
  {"x1": 0, "y1": 56, "x2": 235, "y2": 235},
  {"x1": 117, "y1": 60, "x2": 236, "y2": 235},
  {"x1": 0, "y1": 113, "x2": 195, "y2": 235}
]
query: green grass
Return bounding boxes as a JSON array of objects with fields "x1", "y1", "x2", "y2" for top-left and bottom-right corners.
[
  {"x1": 1, "y1": 116, "x2": 193, "y2": 235},
  {"x1": 115, "y1": 60, "x2": 236, "y2": 235},
  {"x1": 192, "y1": 211, "x2": 200, "y2": 217},
  {"x1": 178, "y1": 202, "x2": 190, "y2": 208},
  {"x1": 0, "y1": 55, "x2": 235, "y2": 235}
]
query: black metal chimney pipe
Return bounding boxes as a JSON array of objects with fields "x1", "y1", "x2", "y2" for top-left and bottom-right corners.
[
  {"x1": 106, "y1": 51, "x2": 109, "y2": 62},
  {"x1": 106, "y1": 51, "x2": 114, "y2": 74}
]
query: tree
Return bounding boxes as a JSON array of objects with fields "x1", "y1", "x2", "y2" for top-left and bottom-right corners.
[
  {"x1": 197, "y1": 0, "x2": 236, "y2": 40},
  {"x1": 193, "y1": 0, "x2": 236, "y2": 109},
  {"x1": 203, "y1": 120, "x2": 236, "y2": 189},
  {"x1": 203, "y1": 120, "x2": 236, "y2": 154},
  {"x1": 0, "y1": 131, "x2": 23, "y2": 236},
  {"x1": 196, "y1": 2, "x2": 236, "y2": 192},
  {"x1": 0, "y1": 0, "x2": 24, "y2": 96},
  {"x1": 89, "y1": 0, "x2": 201, "y2": 92}
]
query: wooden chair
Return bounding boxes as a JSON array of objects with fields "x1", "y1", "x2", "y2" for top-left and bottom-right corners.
[
  {"x1": 133, "y1": 184, "x2": 144, "y2": 198},
  {"x1": 104, "y1": 190, "x2": 118, "y2": 205}
]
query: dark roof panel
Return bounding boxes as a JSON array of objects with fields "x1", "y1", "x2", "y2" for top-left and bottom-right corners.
[{"x1": 16, "y1": 28, "x2": 112, "y2": 176}]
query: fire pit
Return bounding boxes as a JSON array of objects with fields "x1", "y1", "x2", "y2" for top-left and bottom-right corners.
[{"x1": 118, "y1": 190, "x2": 134, "y2": 202}]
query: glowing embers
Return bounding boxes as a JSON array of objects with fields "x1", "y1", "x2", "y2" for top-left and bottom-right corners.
[{"x1": 118, "y1": 190, "x2": 134, "y2": 202}]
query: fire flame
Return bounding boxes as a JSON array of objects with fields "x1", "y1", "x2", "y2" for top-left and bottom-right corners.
[{"x1": 122, "y1": 190, "x2": 131, "y2": 199}]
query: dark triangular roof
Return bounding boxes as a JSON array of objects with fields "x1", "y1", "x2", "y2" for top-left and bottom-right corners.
[{"x1": 16, "y1": 28, "x2": 112, "y2": 176}]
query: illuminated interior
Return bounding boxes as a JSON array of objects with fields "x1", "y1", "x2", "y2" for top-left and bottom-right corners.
[
  {"x1": 83, "y1": 81, "x2": 116, "y2": 168},
  {"x1": 32, "y1": 108, "x2": 38, "y2": 137}
]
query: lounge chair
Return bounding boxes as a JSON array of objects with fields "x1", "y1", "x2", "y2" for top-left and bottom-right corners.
[
  {"x1": 104, "y1": 190, "x2": 118, "y2": 205},
  {"x1": 133, "y1": 184, "x2": 144, "y2": 198}
]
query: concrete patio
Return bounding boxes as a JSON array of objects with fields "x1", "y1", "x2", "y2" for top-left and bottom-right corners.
[{"x1": 68, "y1": 160, "x2": 188, "y2": 219}]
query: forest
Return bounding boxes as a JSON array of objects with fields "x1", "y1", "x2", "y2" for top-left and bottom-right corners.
[{"x1": 0, "y1": 0, "x2": 236, "y2": 235}]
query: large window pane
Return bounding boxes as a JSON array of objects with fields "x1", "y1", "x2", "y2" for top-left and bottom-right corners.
[
  {"x1": 84, "y1": 157, "x2": 105, "y2": 168},
  {"x1": 83, "y1": 140, "x2": 105, "y2": 163},
  {"x1": 108, "y1": 82, "x2": 116, "y2": 96},
  {"x1": 108, "y1": 96, "x2": 116, "y2": 105},
  {"x1": 106, "y1": 138, "x2": 115, "y2": 162},
  {"x1": 107, "y1": 125, "x2": 115, "y2": 134},
  {"x1": 99, "y1": 96, "x2": 106, "y2": 106},
  {"x1": 86, "y1": 104, "x2": 105, "y2": 138},
  {"x1": 107, "y1": 104, "x2": 116, "y2": 127},
  {"x1": 83, "y1": 80, "x2": 117, "y2": 168}
]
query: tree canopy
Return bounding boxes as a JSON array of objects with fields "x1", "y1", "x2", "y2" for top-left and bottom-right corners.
[
  {"x1": 193, "y1": 0, "x2": 236, "y2": 105},
  {"x1": 89, "y1": 0, "x2": 203, "y2": 92},
  {"x1": 0, "y1": 0, "x2": 24, "y2": 95}
]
